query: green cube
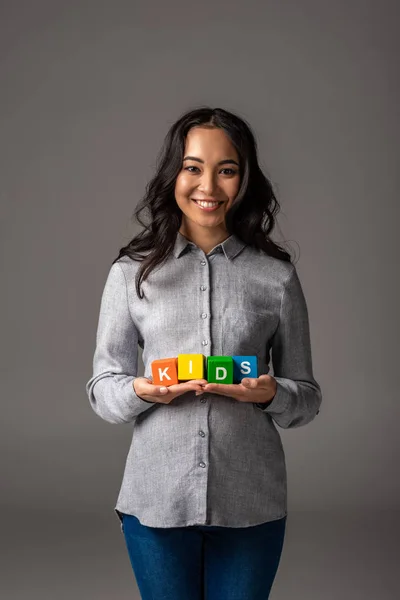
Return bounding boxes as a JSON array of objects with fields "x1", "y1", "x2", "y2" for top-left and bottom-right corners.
[{"x1": 207, "y1": 356, "x2": 233, "y2": 384}]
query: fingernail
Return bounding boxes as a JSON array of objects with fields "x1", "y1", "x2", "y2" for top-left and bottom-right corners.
[{"x1": 160, "y1": 387, "x2": 168, "y2": 393}]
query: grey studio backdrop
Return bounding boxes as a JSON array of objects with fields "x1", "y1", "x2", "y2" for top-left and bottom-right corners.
[{"x1": 1, "y1": 1, "x2": 399, "y2": 599}]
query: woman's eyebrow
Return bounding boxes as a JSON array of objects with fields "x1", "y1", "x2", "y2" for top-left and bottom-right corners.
[{"x1": 183, "y1": 155, "x2": 239, "y2": 167}]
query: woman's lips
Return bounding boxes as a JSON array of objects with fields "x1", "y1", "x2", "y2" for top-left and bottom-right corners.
[{"x1": 191, "y1": 199, "x2": 223, "y2": 212}]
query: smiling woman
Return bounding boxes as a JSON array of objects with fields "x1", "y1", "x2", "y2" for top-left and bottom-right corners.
[{"x1": 86, "y1": 106, "x2": 322, "y2": 600}]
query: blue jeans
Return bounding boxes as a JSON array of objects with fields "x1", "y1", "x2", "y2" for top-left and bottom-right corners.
[{"x1": 120, "y1": 512, "x2": 287, "y2": 600}]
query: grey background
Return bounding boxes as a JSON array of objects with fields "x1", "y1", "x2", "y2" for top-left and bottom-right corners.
[{"x1": 1, "y1": 0, "x2": 399, "y2": 598}]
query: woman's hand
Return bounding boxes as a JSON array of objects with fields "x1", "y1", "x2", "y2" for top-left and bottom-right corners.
[
  {"x1": 197, "y1": 374, "x2": 278, "y2": 405},
  {"x1": 133, "y1": 377, "x2": 208, "y2": 404}
]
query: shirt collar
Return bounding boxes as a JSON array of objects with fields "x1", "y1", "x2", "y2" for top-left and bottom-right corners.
[{"x1": 173, "y1": 230, "x2": 247, "y2": 260}]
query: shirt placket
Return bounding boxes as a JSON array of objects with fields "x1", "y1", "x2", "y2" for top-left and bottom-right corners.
[{"x1": 195, "y1": 250, "x2": 213, "y2": 523}]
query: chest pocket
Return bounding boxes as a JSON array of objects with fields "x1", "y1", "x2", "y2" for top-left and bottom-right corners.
[{"x1": 220, "y1": 307, "x2": 274, "y2": 358}]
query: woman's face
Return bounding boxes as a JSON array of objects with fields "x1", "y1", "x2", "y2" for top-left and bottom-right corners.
[{"x1": 174, "y1": 126, "x2": 241, "y2": 232}]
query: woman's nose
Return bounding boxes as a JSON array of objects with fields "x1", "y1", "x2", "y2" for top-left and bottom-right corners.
[{"x1": 198, "y1": 172, "x2": 217, "y2": 195}]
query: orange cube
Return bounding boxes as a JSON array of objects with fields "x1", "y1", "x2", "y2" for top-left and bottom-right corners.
[{"x1": 151, "y1": 357, "x2": 179, "y2": 387}]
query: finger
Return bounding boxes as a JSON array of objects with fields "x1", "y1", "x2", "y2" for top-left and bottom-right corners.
[
  {"x1": 202, "y1": 383, "x2": 242, "y2": 395},
  {"x1": 170, "y1": 381, "x2": 206, "y2": 394},
  {"x1": 157, "y1": 383, "x2": 203, "y2": 395},
  {"x1": 242, "y1": 375, "x2": 272, "y2": 388},
  {"x1": 140, "y1": 377, "x2": 206, "y2": 394},
  {"x1": 241, "y1": 377, "x2": 258, "y2": 388},
  {"x1": 136, "y1": 378, "x2": 170, "y2": 396},
  {"x1": 258, "y1": 374, "x2": 272, "y2": 384}
]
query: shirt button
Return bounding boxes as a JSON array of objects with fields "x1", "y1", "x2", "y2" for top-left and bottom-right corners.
[
  {"x1": 199, "y1": 462, "x2": 206, "y2": 468},
  {"x1": 201, "y1": 340, "x2": 208, "y2": 346},
  {"x1": 200, "y1": 285, "x2": 207, "y2": 291},
  {"x1": 199, "y1": 430, "x2": 205, "y2": 437},
  {"x1": 201, "y1": 313, "x2": 207, "y2": 319},
  {"x1": 200, "y1": 260, "x2": 206, "y2": 266},
  {"x1": 200, "y1": 398, "x2": 206, "y2": 403}
]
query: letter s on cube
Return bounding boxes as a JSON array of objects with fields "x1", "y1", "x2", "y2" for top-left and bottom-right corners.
[
  {"x1": 151, "y1": 357, "x2": 179, "y2": 386},
  {"x1": 233, "y1": 356, "x2": 258, "y2": 383}
]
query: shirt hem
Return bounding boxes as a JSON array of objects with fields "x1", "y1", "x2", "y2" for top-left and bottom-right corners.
[{"x1": 114, "y1": 505, "x2": 287, "y2": 530}]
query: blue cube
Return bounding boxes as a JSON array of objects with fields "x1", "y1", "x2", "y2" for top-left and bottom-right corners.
[{"x1": 232, "y1": 356, "x2": 258, "y2": 383}]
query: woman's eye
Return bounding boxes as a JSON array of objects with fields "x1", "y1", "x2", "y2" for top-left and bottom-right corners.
[{"x1": 184, "y1": 166, "x2": 237, "y2": 175}]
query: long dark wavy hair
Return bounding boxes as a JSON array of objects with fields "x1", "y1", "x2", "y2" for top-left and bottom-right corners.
[{"x1": 112, "y1": 106, "x2": 293, "y2": 299}]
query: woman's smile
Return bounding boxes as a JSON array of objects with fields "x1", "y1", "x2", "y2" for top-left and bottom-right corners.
[{"x1": 191, "y1": 198, "x2": 224, "y2": 211}]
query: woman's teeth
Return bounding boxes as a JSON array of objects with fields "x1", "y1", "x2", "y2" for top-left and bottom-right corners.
[{"x1": 193, "y1": 200, "x2": 221, "y2": 208}]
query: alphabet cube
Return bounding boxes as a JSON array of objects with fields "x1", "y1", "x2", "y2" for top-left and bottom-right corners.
[
  {"x1": 232, "y1": 356, "x2": 258, "y2": 383},
  {"x1": 151, "y1": 357, "x2": 179, "y2": 386},
  {"x1": 207, "y1": 356, "x2": 234, "y2": 384},
  {"x1": 178, "y1": 354, "x2": 205, "y2": 380}
]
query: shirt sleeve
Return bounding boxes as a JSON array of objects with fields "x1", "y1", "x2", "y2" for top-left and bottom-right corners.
[
  {"x1": 255, "y1": 264, "x2": 322, "y2": 428},
  {"x1": 85, "y1": 261, "x2": 156, "y2": 424}
]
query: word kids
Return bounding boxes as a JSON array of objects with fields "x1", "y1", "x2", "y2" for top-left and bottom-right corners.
[{"x1": 151, "y1": 354, "x2": 258, "y2": 386}]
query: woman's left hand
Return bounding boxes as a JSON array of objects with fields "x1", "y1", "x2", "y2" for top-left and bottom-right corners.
[{"x1": 196, "y1": 374, "x2": 278, "y2": 405}]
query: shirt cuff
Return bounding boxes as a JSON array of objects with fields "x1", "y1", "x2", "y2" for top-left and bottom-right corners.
[{"x1": 255, "y1": 380, "x2": 291, "y2": 413}]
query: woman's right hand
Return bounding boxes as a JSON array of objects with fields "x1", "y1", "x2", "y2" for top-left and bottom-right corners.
[{"x1": 133, "y1": 377, "x2": 208, "y2": 404}]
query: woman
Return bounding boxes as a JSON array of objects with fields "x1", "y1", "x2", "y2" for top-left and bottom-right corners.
[{"x1": 86, "y1": 106, "x2": 322, "y2": 599}]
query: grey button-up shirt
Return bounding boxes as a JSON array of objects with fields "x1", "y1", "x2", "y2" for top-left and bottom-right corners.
[{"x1": 86, "y1": 231, "x2": 322, "y2": 529}]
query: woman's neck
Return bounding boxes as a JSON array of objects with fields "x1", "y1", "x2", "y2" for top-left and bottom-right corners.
[{"x1": 179, "y1": 223, "x2": 230, "y2": 255}]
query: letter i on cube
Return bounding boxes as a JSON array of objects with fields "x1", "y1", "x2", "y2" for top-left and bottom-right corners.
[{"x1": 151, "y1": 354, "x2": 257, "y2": 386}]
